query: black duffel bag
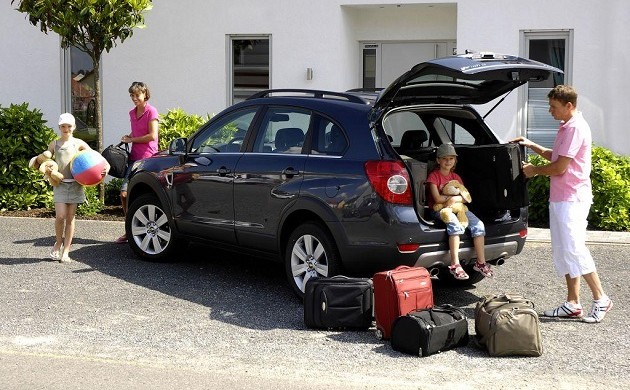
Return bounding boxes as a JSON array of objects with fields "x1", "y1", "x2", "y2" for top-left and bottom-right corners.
[
  {"x1": 391, "y1": 304, "x2": 469, "y2": 357},
  {"x1": 101, "y1": 142, "x2": 129, "y2": 178}
]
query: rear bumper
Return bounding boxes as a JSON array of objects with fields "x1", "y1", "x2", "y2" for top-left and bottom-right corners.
[
  {"x1": 414, "y1": 233, "x2": 525, "y2": 269},
  {"x1": 340, "y1": 233, "x2": 525, "y2": 275},
  {"x1": 336, "y1": 206, "x2": 527, "y2": 275}
]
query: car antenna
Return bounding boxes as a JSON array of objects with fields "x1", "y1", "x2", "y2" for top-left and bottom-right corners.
[{"x1": 482, "y1": 89, "x2": 513, "y2": 120}]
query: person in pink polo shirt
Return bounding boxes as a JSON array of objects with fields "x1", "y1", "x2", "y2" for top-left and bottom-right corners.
[
  {"x1": 116, "y1": 81, "x2": 159, "y2": 243},
  {"x1": 514, "y1": 85, "x2": 612, "y2": 323}
]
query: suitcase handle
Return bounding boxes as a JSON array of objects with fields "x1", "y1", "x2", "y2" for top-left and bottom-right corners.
[
  {"x1": 431, "y1": 304, "x2": 466, "y2": 321},
  {"x1": 386, "y1": 265, "x2": 413, "y2": 280}
]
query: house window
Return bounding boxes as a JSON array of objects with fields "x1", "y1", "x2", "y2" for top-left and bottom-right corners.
[
  {"x1": 229, "y1": 36, "x2": 270, "y2": 104},
  {"x1": 521, "y1": 30, "x2": 573, "y2": 149},
  {"x1": 362, "y1": 44, "x2": 379, "y2": 89},
  {"x1": 62, "y1": 46, "x2": 97, "y2": 146}
]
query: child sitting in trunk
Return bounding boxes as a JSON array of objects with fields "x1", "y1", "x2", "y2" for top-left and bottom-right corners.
[{"x1": 426, "y1": 143, "x2": 494, "y2": 280}]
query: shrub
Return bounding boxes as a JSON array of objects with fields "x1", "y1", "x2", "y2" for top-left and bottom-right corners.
[
  {"x1": 77, "y1": 185, "x2": 104, "y2": 216},
  {"x1": 589, "y1": 147, "x2": 630, "y2": 231},
  {"x1": 527, "y1": 146, "x2": 630, "y2": 231},
  {"x1": 0, "y1": 103, "x2": 57, "y2": 210},
  {"x1": 159, "y1": 108, "x2": 211, "y2": 150},
  {"x1": 104, "y1": 178, "x2": 123, "y2": 205}
]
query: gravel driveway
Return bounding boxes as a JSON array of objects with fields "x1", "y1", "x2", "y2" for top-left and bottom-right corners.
[{"x1": 0, "y1": 217, "x2": 628, "y2": 389}]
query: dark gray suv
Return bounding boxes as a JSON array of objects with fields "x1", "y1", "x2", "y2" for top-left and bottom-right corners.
[{"x1": 125, "y1": 53, "x2": 561, "y2": 297}]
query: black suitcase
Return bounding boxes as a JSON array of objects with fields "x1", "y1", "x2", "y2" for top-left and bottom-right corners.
[
  {"x1": 304, "y1": 276, "x2": 373, "y2": 330},
  {"x1": 391, "y1": 304, "x2": 469, "y2": 357},
  {"x1": 101, "y1": 142, "x2": 129, "y2": 178}
]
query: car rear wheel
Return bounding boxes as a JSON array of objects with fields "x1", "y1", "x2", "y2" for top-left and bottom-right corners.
[
  {"x1": 126, "y1": 193, "x2": 183, "y2": 262},
  {"x1": 285, "y1": 222, "x2": 340, "y2": 299}
]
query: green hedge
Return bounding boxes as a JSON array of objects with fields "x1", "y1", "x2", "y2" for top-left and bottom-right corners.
[
  {"x1": 158, "y1": 108, "x2": 211, "y2": 150},
  {"x1": 527, "y1": 145, "x2": 630, "y2": 231},
  {"x1": 0, "y1": 103, "x2": 57, "y2": 210}
]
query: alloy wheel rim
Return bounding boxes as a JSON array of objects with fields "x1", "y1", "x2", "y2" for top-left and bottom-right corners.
[
  {"x1": 290, "y1": 234, "x2": 328, "y2": 292},
  {"x1": 131, "y1": 204, "x2": 171, "y2": 255}
]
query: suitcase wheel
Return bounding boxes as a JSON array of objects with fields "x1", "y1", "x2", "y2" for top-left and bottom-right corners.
[{"x1": 375, "y1": 328, "x2": 383, "y2": 340}]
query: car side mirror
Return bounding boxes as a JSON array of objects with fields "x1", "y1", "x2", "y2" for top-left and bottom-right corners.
[{"x1": 169, "y1": 138, "x2": 187, "y2": 155}]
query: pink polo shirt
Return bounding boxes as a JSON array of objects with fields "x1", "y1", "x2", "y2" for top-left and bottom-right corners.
[
  {"x1": 129, "y1": 102, "x2": 159, "y2": 161},
  {"x1": 549, "y1": 111, "x2": 592, "y2": 203}
]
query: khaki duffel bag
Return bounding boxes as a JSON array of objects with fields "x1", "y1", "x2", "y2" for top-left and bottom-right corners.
[{"x1": 474, "y1": 294, "x2": 543, "y2": 357}]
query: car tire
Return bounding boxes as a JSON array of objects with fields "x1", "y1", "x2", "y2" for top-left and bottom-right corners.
[
  {"x1": 437, "y1": 263, "x2": 485, "y2": 286},
  {"x1": 126, "y1": 193, "x2": 184, "y2": 262},
  {"x1": 285, "y1": 222, "x2": 341, "y2": 299}
]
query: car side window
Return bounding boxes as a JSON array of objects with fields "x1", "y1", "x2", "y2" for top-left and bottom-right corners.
[
  {"x1": 382, "y1": 111, "x2": 428, "y2": 147},
  {"x1": 253, "y1": 107, "x2": 310, "y2": 154},
  {"x1": 190, "y1": 107, "x2": 258, "y2": 153},
  {"x1": 433, "y1": 117, "x2": 476, "y2": 145},
  {"x1": 310, "y1": 116, "x2": 347, "y2": 156}
]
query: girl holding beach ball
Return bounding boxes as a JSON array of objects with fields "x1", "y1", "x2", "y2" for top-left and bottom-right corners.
[{"x1": 44, "y1": 113, "x2": 109, "y2": 263}]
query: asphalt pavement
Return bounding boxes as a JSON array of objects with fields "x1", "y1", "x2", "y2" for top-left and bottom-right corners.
[{"x1": 0, "y1": 216, "x2": 628, "y2": 390}]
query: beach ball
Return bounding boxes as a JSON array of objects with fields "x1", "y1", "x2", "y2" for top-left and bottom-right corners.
[{"x1": 70, "y1": 150, "x2": 108, "y2": 186}]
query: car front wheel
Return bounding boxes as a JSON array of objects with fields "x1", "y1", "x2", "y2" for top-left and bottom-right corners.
[
  {"x1": 285, "y1": 222, "x2": 340, "y2": 299},
  {"x1": 126, "y1": 193, "x2": 182, "y2": 262}
]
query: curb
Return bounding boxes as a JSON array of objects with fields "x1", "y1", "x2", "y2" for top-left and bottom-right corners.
[{"x1": 527, "y1": 227, "x2": 630, "y2": 246}]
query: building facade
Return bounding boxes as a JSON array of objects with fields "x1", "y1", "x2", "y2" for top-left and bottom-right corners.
[{"x1": 2, "y1": 0, "x2": 629, "y2": 155}]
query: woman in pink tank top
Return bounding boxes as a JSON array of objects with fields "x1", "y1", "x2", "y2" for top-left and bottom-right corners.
[{"x1": 116, "y1": 81, "x2": 159, "y2": 243}]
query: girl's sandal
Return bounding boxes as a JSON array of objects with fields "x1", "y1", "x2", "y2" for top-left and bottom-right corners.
[{"x1": 449, "y1": 264, "x2": 469, "y2": 280}]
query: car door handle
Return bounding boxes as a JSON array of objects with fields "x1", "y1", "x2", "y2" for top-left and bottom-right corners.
[
  {"x1": 217, "y1": 166, "x2": 231, "y2": 176},
  {"x1": 282, "y1": 167, "x2": 300, "y2": 177}
]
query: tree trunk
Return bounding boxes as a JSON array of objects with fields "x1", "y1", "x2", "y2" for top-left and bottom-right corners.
[{"x1": 93, "y1": 57, "x2": 105, "y2": 202}]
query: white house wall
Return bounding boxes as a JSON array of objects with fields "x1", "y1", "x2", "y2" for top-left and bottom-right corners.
[
  {"x1": 1, "y1": 0, "x2": 629, "y2": 155},
  {"x1": 456, "y1": 0, "x2": 630, "y2": 155},
  {"x1": 1, "y1": 6, "x2": 60, "y2": 127}
]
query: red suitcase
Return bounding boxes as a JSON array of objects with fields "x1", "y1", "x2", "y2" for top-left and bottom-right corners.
[{"x1": 373, "y1": 265, "x2": 433, "y2": 340}]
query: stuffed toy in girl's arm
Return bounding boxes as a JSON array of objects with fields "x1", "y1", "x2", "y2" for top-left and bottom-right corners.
[
  {"x1": 432, "y1": 180, "x2": 472, "y2": 227},
  {"x1": 29, "y1": 151, "x2": 64, "y2": 186}
]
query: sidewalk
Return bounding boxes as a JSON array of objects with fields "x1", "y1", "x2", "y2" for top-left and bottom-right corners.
[{"x1": 527, "y1": 227, "x2": 630, "y2": 245}]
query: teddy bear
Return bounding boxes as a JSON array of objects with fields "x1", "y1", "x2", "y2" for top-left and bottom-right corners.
[
  {"x1": 29, "y1": 151, "x2": 64, "y2": 186},
  {"x1": 433, "y1": 180, "x2": 472, "y2": 228}
]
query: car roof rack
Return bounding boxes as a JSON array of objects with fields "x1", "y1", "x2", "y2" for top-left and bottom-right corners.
[
  {"x1": 345, "y1": 88, "x2": 383, "y2": 105},
  {"x1": 247, "y1": 89, "x2": 368, "y2": 104},
  {"x1": 346, "y1": 88, "x2": 384, "y2": 93}
]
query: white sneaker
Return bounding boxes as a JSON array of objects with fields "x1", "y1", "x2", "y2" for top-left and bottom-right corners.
[
  {"x1": 59, "y1": 253, "x2": 73, "y2": 263},
  {"x1": 583, "y1": 297, "x2": 613, "y2": 323},
  {"x1": 543, "y1": 301, "x2": 583, "y2": 318}
]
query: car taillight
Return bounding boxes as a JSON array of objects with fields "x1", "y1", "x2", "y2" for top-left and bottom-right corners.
[
  {"x1": 364, "y1": 160, "x2": 412, "y2": 205},
  {"x1": 397, "y1": 243, "x2": 420, "y2": 253}
]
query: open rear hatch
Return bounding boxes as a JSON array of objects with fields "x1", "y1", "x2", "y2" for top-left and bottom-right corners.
[{"x1": 370, "y1": 52, "x2": 563, "y2": 123}]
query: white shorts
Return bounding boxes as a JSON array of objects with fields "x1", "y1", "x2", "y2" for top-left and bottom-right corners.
[{"x1": 549, "y1": 201, "x2": 596, "y2": 278}]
